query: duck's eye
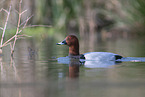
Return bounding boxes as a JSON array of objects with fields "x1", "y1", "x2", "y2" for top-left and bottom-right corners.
[{"x1": 68, "y1": 37, "x2": 72, "y2": 39}]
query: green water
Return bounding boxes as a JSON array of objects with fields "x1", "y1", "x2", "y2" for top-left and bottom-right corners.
[{"x1": 1, "y1": 33, "x2": 145, "y2": 97}]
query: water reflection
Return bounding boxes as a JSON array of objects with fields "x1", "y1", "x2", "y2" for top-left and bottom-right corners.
[
  {"x1": 28, "y1": 47, "x2": 38, "y2": 60},
  {"x1": 68, "y1": 58, "x2": 80, "y2": 78},
  {"x1": 0, "y1": 56, "x2": 21, "y2": 97},
  {"x1": 0, "y1": 38, "x2": 38, "y2": 97},
  {"x1": 65, "y1": 58, "x2": 80, "y2": 97},
  {"x1": 0, "y1": 56, "x2": 4, "y2": 80},
  {"x1": 10, "y1": 57, "x2": 20, "y2": 81},
  {"x1": 57, "y1": 56, "x2": 120, "y2": 68}
]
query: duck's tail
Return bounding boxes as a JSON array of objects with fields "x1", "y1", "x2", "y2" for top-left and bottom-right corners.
[
  {"x1": 115, "y1": 55, "x2": 123, "y2": 60},
  {"x1": 116, "y1": 57, "x2": 145, "y2": 62}
]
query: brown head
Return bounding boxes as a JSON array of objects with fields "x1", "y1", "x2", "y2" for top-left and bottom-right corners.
[{"x1": 56, "y1": 35, "x2": 80, "y2": 56}]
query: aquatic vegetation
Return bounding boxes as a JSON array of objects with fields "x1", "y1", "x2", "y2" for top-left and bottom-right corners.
[{"x1": 0, "y1": 0, "x2": 32, "y2": 56}]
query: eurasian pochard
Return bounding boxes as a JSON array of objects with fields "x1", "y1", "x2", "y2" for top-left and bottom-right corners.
[{"x1": 56, "y1": 35, "x2": 123, "y2": 61}]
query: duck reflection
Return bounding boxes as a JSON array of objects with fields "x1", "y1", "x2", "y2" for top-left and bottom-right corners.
[
  {"x1": 57, "y1": 56, "x2": 120, "y2": 69},
  {"x1": 65, "y1": 58, "x2": 80, "y2": 97},
  {"x1": 68, "y1": 58, "x2": 80, "y2": 78}
]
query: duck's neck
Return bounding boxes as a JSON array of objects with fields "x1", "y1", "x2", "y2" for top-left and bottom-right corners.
[{"x1": 69, "y1": 45, "x2": 79, "y2": 56}]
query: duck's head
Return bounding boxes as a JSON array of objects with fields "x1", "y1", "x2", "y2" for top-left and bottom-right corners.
[{"x1": 57, "y1": 35, "x2": 80, "y2": 56}]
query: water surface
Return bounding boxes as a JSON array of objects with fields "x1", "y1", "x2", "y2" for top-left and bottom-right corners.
[{"x1": 1, "y1": 35, "x2": 145, "y2": 97}]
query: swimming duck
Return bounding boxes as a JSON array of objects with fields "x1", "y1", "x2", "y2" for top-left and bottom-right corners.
[{"x1": 56, "y1": 35, "x2": 123, "y2": 61}]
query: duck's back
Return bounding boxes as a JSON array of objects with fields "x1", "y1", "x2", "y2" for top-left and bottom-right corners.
[{"x1": 84, "y1": 52, "x2": 122, "y2": 61}]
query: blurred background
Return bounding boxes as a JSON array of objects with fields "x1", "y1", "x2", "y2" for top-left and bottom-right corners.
[
  {"x1": 1, "y1": 1, "x2": 145, "y2": 97},
  {"x1": 1, "y1": 0, "x2": 145, "y2": 39}
]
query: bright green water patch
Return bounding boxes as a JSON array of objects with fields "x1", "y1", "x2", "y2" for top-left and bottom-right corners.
[{"x1": 2, "y1": 27, "x2": 58, "y2": 37}]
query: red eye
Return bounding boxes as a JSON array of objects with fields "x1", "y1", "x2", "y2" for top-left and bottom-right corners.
[{"x1": 69, "y1": 37, "x2": 71, "y2": 39}]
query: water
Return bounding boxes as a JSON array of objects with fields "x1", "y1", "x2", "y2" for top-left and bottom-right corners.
[{"x1": 1, "y1": 35, "x2": 145, "y2": 97}]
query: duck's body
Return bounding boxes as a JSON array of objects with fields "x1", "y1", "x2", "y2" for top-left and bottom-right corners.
[
  {"x1": 57, "y1": 35, "x2": 122, "y2": 61},
  {"x1": 84, "y1": 52, "x2": 122, "y2": 61}
]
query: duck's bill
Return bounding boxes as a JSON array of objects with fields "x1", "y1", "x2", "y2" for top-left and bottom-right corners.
[{"x1": 56, "y1": 39, "x2": 67, "y2": 45}]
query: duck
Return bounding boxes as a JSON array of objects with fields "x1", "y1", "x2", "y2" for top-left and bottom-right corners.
[{"x1": 56, "y1": 35, "x2": 123, "y2": 61}]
